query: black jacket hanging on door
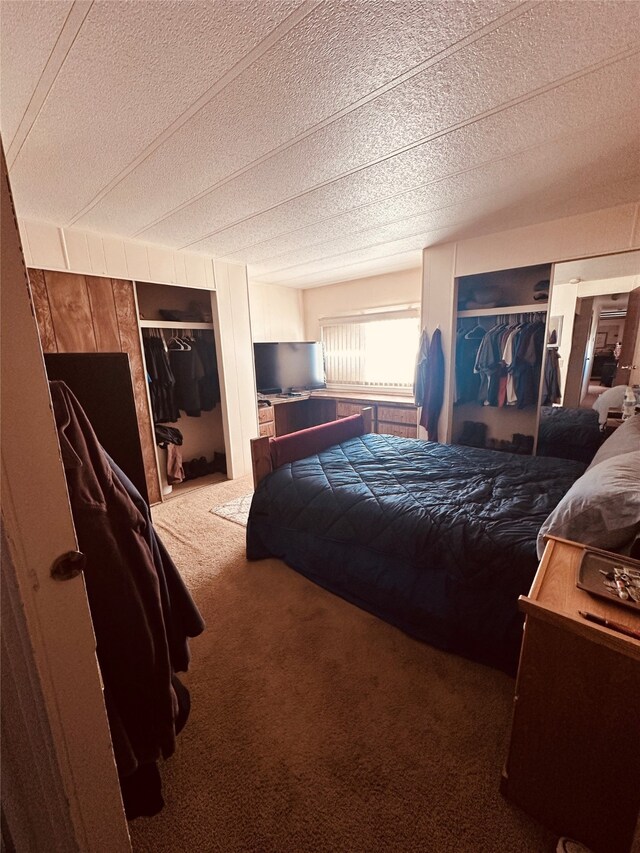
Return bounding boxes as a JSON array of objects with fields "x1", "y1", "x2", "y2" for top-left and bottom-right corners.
[{"x1": 49, "y1": 381, "x2": 204, "y2": 815}]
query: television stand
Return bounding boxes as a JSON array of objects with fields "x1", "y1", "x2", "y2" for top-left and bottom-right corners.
[{"x1": 256, "y1": 391, "x2": 419, "y2": 440}]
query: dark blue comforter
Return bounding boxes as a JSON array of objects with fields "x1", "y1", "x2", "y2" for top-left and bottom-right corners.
[{"x1": 246, "y1": 435, "x2": 584, "y2": 671}]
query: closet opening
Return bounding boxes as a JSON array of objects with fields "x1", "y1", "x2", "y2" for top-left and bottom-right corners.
[
  {"x1": 452, "y1": 264, "x2": 552, "y2": 454},
  {"x1": 137, "y1": 281, "x2": 226, "y2": 500}
]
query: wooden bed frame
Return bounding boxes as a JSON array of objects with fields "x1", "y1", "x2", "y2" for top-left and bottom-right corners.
[{"x1": 250, "y1": 407, "x2": 373, "y2": 489}]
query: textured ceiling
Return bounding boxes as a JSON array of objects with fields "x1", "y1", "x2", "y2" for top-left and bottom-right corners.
[{"x1": 1, "y1": 0, "x2": 639, "y2": 288}]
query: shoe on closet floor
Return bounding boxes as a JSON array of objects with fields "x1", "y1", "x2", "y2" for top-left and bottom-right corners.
[
  {"x1": 459, "y1": 420, "x2": 487, "y2": 448},
  {"x1": 556, "y1": 838, "x2": 594, "y2": 853}
]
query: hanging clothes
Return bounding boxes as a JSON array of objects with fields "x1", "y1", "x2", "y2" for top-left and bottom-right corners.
[
  {"x1": 471, "y1": 316, "x2": 546, "y2": 408},
  {"x1": 143, "y1": 333, "x2": 179, "y2": 423},
  {"x1": 193, "y1": 331, "x2": 221, "y2": 410},
  {"x1": 455, "y1": 324, "x2": 484, "y2": 404},
  {"x1": 49, "y1": 381, "x2": 204, "y2": 817},
  {"x1": 512, "y1": 321, "x2": 545, "y2": 408},
  {"x1": 169, "y1": 336, "x2": 205, "y2": 416},
  {"x1": 474, "y1": 322, "x2": 507, "y2": 406},
  {"x1": 155, "y1": 425, "x2": 185, "y2": 485},
  {"x1": 542, "y1": 347, "x2": 562, "y2": 405},
  {"x1": 419, "y1": 328, "x2": 445, "y2": 441},
  {"x1": 414, "y1": 328, "x2": 430, "y2": 407}
]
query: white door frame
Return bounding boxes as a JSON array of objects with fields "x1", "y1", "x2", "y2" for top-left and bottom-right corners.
[{"x1": 1, "y1": 150, "x2": 131, "y2": 851}]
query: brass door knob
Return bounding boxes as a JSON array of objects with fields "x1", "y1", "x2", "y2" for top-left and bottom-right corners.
[{"x1": 51, "y1": 551, "x2": 86, "y2": 581}]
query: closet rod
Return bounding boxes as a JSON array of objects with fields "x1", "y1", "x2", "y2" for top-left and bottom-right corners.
[
  {"x1": 457, "y1": 303, "x2": 547, "y2": 318},
  {"x1": 139, "y1": 320, "x2": 214, "y2": 330}
]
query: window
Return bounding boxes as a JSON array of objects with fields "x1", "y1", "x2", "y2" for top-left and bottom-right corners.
[{"x1": 321, "y1": 307, "x2": 420, "y2": 391}]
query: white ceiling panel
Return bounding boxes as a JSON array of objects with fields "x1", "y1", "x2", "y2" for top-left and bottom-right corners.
[
  {"x1": 135, "y1": 1, "x2": 640, "y2": 249},
  {"x1": 254, "y1": 174, "x2": 640, "y2": 286},
  {"x1": 73, "y1": 0, "x2": 521, "y2": 236},
  {"x1": 251, "y1": 167, "x2": 640, "y2": 279},
  {"x1": 2, "y1": 0, "x2": 639, "y2": 288},
  {"x1": 185, "y1": 56, "x2": 640, "y2": 260},
  {"x1": 254, "y1": 231, "x2": 437, "y2": 285},
  {"x1": 0, "y1": 0, "x2": 72, "y2": 146},
  {"x1": 7, "y1": 0, "x2": 303, "y2": 221},
  {"x1": 238, "y1": 131, "x2": 640, "y2": 272},
  {"x1": 263, "y1": 251, "x2": 425, "y2": 289}
]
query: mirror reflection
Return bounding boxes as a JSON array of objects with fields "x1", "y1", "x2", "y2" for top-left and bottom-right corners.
[{"x1": 537, "y1": 250, "x2": 640, "y2": 463}]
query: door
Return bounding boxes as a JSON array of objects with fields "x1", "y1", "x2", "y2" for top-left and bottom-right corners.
[
  {"x1": 1, "y1": 149, "x2": 130, "y2": 850},
  {"x1": 563, "y1": 296, "x2": 594, "y2": 407},
  {"x1": 614, "y1": 285, "x2": 640, "y2": 386},
  {"x1": 45, "y1": 352, "x2": 149, "y2": 503}
]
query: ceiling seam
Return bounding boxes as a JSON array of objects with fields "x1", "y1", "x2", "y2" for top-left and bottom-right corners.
[
  {"x1": 180, "y1": 45, "x2": 640, "y2": 251},
  {"x1": 65, "y1": 0, "x2": 321, "y2": 227},
  {"x1": 128, "y1": 0, "x2": 540, "y2": 239},
  {"x1": 256, "y1": 231, "x2": 442, "y2": 279},
  {"x1": 250, "y1": 245, "x2": 426, "y2": 285},
  {"x1": 250, "y1": 175, "x2": 640, "y2": 281},
  {"x1": 6, "y1": 0, "x2": 93, "y2": 169},
  {"x1": 214, "y1": 112, "x2": 638, "y2": 262}
]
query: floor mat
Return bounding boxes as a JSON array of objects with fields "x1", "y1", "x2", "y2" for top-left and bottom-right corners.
[{"x1": 210, "y1": 494, "x2": 253, "y2": 526}]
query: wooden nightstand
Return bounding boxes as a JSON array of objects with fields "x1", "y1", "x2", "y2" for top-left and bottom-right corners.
[{"x1": 502, "y1": 536, "x2": 640, "y2": 853}]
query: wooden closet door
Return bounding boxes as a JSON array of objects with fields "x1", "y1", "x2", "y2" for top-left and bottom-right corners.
[{"x1": 29, "y1": 268, "x2": 161, "y2": 504}]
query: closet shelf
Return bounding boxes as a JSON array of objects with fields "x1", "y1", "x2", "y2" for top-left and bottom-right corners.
[
  {"x1": 139, "y1": 319, "x2": 214, "y2": 330},
  {"x1": 457, "y1": 303, "x2": 547, "y2": 318}
]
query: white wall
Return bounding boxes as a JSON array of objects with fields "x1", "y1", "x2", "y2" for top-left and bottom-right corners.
[
  {"x1": 577, "y1": 275, "x2": 640, "y2": 300},
  {"x1": 213, "y1": 261, "x2": 259, "y2": 478},
  {"x1": 20, "y1": 218, "x2": 258, "y2": 478},
  {"x1": 249, "y1": 281, "x2": 304, "y2": 341},
  {"x1": 18, "y1": 218, "x2": 216, "y2": 288},
  {"x1": 423, "y1": 201, "x2": 640, "y2": 441},
  {"x1": 302, "y1": 267, "x2": 422, "y2": 340}
]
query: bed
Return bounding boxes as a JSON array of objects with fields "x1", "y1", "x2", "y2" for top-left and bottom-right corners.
[
  {"x1": 537, "y1": 405, "x2": 603, "y2": 464},
  {"x1": 246, "y1": 412, "x2": 586, "y2": 672}
]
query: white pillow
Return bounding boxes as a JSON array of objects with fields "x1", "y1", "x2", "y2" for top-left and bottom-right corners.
[
  {"x1": 587, "y1": 414, "x2": 640, "y2": 470},
  {"x1": 537, "y1": 450, "x2": 640, "y2": 559}
]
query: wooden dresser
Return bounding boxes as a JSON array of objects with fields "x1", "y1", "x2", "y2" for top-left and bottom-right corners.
[
  {"x1": 257, "y1": 391, "x2": 419, "y2": 439},
  {"x1": 502, "y1": 537, "x2": 640, "y2": 853}
]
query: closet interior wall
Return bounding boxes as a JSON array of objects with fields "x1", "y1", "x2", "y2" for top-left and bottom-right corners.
[
  {"x1": 136, "y1": 281, "x2": 225, "y2": 499},
  {"x1": 452, "y1": 264, "x2": 552, "y2": 451}
]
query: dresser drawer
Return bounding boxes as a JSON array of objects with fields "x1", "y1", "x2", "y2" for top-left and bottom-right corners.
[
  {"x1": 259, "y1": 420, "x2": 275, "y2": 437},
  {"x1": 377, "y1": 404, "x2": 417, "y2": 425},
  {"x1": 377, "y1": 421, "x2": 417, "y2": 439},
  {"x1": 258, "y1": 405, "x2": 274, "y2": 424},
  {"x1": 336, "y1": 401, "x2": 374, "y2": 419}
]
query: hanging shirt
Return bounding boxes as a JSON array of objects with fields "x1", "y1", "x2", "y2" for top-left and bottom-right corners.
[
  {"x1": 169, "y1": 341, "x2": 205, "y2": 416},
  {"x1": 419, "y1": 328, "x2": 445, "y2": 440},
  {"x1": 455, "y1": 325, "x2": 484, "y2": 404},
  {"x1": 414, "y1": 328, "x2": 430, "y2": 407}
]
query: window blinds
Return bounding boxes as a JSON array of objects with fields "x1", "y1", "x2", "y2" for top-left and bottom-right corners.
[{"x1": 320, "y1": 308, "x2": 419, "y2": 389}]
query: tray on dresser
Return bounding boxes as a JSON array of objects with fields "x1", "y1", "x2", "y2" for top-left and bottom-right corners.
[{"x1": 576, "y1": 549, "x2": 640, "y2": 612}]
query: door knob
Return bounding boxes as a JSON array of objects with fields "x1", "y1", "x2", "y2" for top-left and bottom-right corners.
[
  {"x1": 51, "y1": 551, "x2": 86, "y2": 581},
  {"x1": 620, "y1": 365, "x2": 636, "y2": 370}
]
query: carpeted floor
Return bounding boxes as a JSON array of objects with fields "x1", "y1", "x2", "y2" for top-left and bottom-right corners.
[{"x1": 130, "y1": 475, "x2": 556, "y2": 853}]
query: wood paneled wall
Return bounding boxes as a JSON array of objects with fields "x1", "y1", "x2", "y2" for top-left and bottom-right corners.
[{"x1": 29, "y1": 268, "x2": 161, "y2": 504}]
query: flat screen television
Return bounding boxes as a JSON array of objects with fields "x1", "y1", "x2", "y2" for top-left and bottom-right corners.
[{"x1": 254, "y1": 342, "x2": 326, "y2": 394}]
